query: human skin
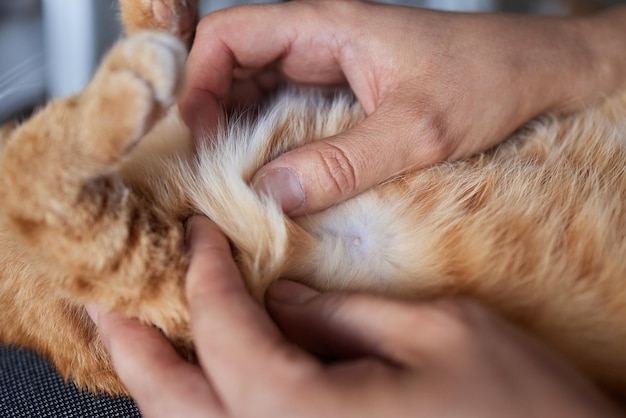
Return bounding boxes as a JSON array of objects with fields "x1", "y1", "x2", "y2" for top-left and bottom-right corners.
[
  {"x1": 89, "y1": 3, "x2": 626, "y2": 416},
  {"x1": 88, "y1": 217, "x2": 623, "y2": 418},
  {"x1": 179, "y1": 0, "x2": 626, "y2": 216}
]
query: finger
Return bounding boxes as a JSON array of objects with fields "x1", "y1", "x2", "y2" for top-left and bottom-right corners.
[
  {"x1": 92, "y1": 309, "x2": 222, "y2": 418},
  {"x1": 180, "y1": 69, "x2": 282, "y2": 141},
  {"x1": 227, "y1": 68, "x2": 284, "y2": 109},
  {"x1": 184, "y1": 217, "x2": 318, "y2": 407},
  {"x1": 180, "y1": 2, "x2": 347, "y2": 137},
  {"x1": 178, "y1": 87, "x2": 224, "y2": 144},
  {"x1": 252, "y1": 105, "x2": 452, "y2": 216},
  {"x1": 179, "y1": 4, "x2": 290, "y2": 136},
  {"x1": 186, "y1": 3, "x2": 346, "y2": 95},
  {"x1": 265, "y1": 281, "x2": 477, "y2": 367}
]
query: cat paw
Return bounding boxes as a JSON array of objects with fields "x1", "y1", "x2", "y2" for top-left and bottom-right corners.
[
  {"x1": 115, "y1": 32, "x2": 187, "y2": 107},
  {"x1": 120, "y1": 0, "x2": 199, "y2": 45},
  {"x1": 87, "y1": 32, "x2": 187, "y2": 157},
  {"x1": 97, "y1": 31, "x2": 187, "y2": 110}
]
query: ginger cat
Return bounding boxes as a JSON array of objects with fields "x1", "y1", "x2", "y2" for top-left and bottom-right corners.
[{"x1": 0, "y1": 0, "x2": 625, "y2": 399}]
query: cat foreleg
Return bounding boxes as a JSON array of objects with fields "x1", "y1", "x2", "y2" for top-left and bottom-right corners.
[{"x1": 0, "y1": 33, "x2": 190, "y2": 336}]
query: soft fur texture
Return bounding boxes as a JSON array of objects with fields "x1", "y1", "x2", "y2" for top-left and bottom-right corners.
[{"x1": 0, "y1": 0, "x2": 625, "y2": 399}]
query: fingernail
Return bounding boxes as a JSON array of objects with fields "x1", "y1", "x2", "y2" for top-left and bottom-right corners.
[
  {"x1": 267, "y1": 280, "x2": 319, "y2": 305},
  {"x1": 85, "y1": 305, "x2": 99, "y2": 326},
  {"x1": 253, "y1": 168, "x2": 305, "y2": 214}
]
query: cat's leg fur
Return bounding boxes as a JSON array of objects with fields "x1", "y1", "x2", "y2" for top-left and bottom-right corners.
[{"x1": 0, "y1": 33, "x2": 190, "y2": 345}]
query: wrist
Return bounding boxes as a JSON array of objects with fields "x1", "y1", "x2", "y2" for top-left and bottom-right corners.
[
  {"x1": 485, "y1": 7, "x2": 626, "y2": 123},
  {"x1": 576, "y1": 6, "x2": 626, "y2": 103}
]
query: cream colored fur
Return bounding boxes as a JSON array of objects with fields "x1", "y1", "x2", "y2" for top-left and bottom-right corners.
[{"x1": 127, "y1": 86, "x2": 626, "y2": 394}]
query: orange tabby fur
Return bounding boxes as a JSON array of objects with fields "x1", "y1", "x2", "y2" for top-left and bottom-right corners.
[{"x1": 0, "y1": 0, "x2": 625, "y2": 398}]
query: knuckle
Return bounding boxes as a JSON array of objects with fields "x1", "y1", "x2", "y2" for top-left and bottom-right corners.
[{"x1": 314, "y1": 141, "x2": 358, "y2": 200}]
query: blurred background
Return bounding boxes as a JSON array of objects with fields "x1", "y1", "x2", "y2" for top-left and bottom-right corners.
[{"x1": 0, "y1": 0, "x2": 622, "y2": 124}]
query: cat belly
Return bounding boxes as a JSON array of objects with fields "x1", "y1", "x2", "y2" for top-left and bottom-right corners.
[
  {"x1": 292, "y1": 189, "x2": 437, "y2": 294},
  {"x1": 187, "y1": 87, "x2": 626, "y2": 392}
]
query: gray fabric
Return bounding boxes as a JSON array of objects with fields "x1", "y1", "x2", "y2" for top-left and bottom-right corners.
[{"x1": 0, "y1": 344, "x2": 140, "y2": 417}]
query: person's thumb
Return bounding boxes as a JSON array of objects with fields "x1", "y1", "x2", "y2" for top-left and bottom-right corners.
[{"x1": 252, "y1": 107, "x2": 451, "y2": 216}]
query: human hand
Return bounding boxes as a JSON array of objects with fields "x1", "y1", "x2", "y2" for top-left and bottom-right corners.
[
  {"x1": 89, "y1": 216, "x2": 622, "y2": 418},
  {"x1": 180, "y1": 1, "x2": 626, "y2": 216}
]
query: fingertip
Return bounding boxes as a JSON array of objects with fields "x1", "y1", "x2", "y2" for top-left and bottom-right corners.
[
  {"x1": 178, "y1": 88, "x2": 222, "y2": 140},
  {"x1": 185, "y1": 214, "x2": 213, "y2": 234},
  {"x1": 92, "y1": 310, "x2": 219, "y2": 414},
  {"x1": 184, "y1": 215, "x2": 226, "y2": 251},
  {"x1": 95, "y1": 310, "x2": 183, "y2": 377},
  {"x1": 252, "y1": 166, "x2": 306, "y2": 215},
  {"x1": 183, "y1": 215, "x2": 243, "y2": 309},
  {"x1": 253, "y1": 111, "x2": 430, "y2": 216},
  {"x1": 94, "y1": 310, "x2": 148, "y2": 355}
]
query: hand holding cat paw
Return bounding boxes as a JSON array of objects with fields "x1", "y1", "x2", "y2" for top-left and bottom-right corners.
[
  {"x1": 91, "y1": 216, "x2": 622, "y2": 418},
  {"x1": 180, "y1": 1, "x2": 626, "y2": 216}
]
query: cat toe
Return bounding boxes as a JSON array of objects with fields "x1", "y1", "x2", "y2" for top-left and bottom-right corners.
[
  {"x1": 152, "y1": 0, "x2": 198, "y2": 44},
  {"x1": 84, "y1": 32, "x2": 187, "y2": 154},
  {"x1": 120, "y1": 32, "x2": 187, "y2": 108},
  {"x1": 121, "y1": 0, "x2": 199, "y2": 45}
]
